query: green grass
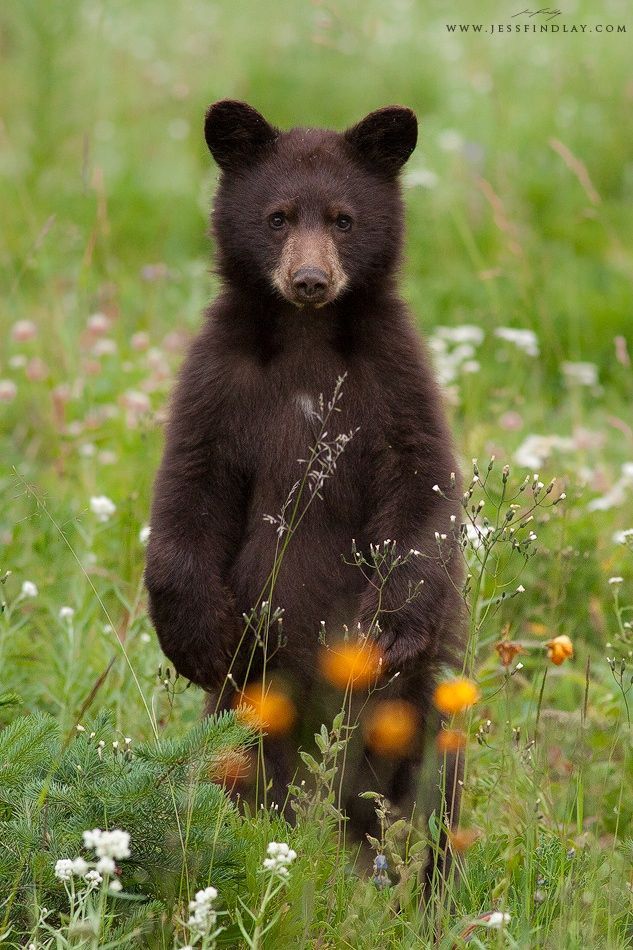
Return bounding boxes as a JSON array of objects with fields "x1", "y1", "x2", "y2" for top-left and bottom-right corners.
[{"x1": 1, "y1": 0, "x2": 632, "y2": 946}]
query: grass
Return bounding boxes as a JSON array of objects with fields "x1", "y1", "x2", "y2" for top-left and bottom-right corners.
[{"x1": 1, "y1": 0, "x2": 632, "y2": 946}]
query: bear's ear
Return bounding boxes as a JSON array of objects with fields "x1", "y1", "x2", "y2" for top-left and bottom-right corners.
[
  {"x1": 204, "y1": 100, "x2": 279, "y2": 171},
  {"x1": 344, "y1": 106, "x2": 418, "y2": 177}
]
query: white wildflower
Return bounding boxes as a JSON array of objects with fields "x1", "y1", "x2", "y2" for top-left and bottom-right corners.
[
  {"x1": 561, "y1": 361, "x2": 598, "y2": 387},
  {"x1": 59, "y1": 606, "x2": 75, "y2": 621},
  {"x1": 613, "y1": 528, "x2": 633, "y2": 545},
  {"x1": 139, "y1": 524, "x2": 151, "y2": 544},
  {"x1": 609, "y1": 577, "x2": 624, "y2": 585},
  {"x1": 92, "y1": 338, "x2": 117, "y2": 357},
  {"x1": 262, "y1": 841, "x2": 297, "y2": 877},
  {"x1": 438, "y1": 129, "x2": 463, "y2": 152},
  {"x1": 94, "y1": 828, "x2": 130, "y2": 860},
  {"x1": 71, "y1": 857, "x2": 89, "y2": 876},
  {"x1": 96, "y1": 856, "x2": 116, "y2": 874},
  {"x1": 494, "y1": 327, "x2": 539, "y2": 357},
  {"x1": 54, "y1": 859, "x2": 75, "y2": 881},
  {"x1": 21, "y1": 580, "x2": 38, "y2": 598},
  {"x1": 483, "y1": 911, "x2": 511, "y2": 928},
  {"x1": 188, "y1": 886, "x2": 218, "y2": 931},
  {"x1": 434, "y1": 325, "x2": 484, "y2": 345},
  {"x1": 513, "y1": 434, "x2": 573, "y2": 470},
  {"x1": 84, "y1": 869, "x2": 103, "y2": 885},
  {"x1": 83, "y1": 828, "x2": 103, "y2": 849},
  {"x1": 405, "y1": 167, "x2": 438, "y2": 189},
  {"x1": 109, "y1": 879, "x2": 123, "y2": 893},
  {"x1": 90, "y1": 495, "x2": 116, "y2": 522}
]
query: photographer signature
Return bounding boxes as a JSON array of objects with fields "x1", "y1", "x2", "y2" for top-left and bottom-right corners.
[{"x1": 512, "y1": 8, "x2": 561, "y2": 19}]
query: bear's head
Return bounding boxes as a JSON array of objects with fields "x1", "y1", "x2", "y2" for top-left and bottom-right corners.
[{"x1": 205, "y1": 100, "x2": 417, "y2": 308}]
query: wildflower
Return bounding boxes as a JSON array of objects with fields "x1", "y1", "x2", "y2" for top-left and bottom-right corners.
[
  {"x1": 21, "y1": 580, "x2": 38, "y2": 598},
  {"x1": 0, "y1": 380, "x2": 17, "y2": 402},
  {"x1": 405, "y1": 167, "x2": 438, "y2": 189},
  {"x1": 609, "y1": 576, "x2": 624, "y2": 585},
  {"x1": 513, "y1": 433, "x2": 573, "y2": 469},
  {"x1": 372, "y1": 852, "x2": 390, "y2": 889},
  {"x1": 92, "y1": 337, "x2": 117, "y2": 357},
  {"x1": 436, "y1": 728, "x2": 467, "y2": 753},
  {"x1": 109, "y1": 879, "x2": 123, "y2": 893},
  {"x1": 11, "y1": 319, "x2": 38, "y2": 341},
  {"x1": 437, "y1": 129, "x2": 463, "y2": 152},
  {"x1": 363, "y1": 699, "x2": 418, "y2": 756},
  {"x1": 319, "y1": 640, "x2": 383, "y2": 690},
  {"x1": 546, "y1": 635, "x2": 574, "y2": 666},
  {"x1": 59, "y1": 606, "x2": 75, "y2": 621},
  {"x1": 495, "y1": 639, "x2": 524, "y2": 667},
  {"x1": 494, "y1": 327, "x2": 539, "y2": 357},
  {"x1": 71, "y1": 857, "x2": 89, "y2": 876},
  {"x1": 561, "y1": 361, "x2": 598, "y2": 387},
  {"x1": 483, "y1": 911, "x2": 511, "y2": 928},
  {"x1": 26, "y1": 357, "x2": 48, "y2": 381},
  {"x1": 84, "y1": 870, "x2": 102, "y2": 885},
  {"x1": 131, "y1": 331, "x2": 150, "y2": 351},
  {"x1": 613, "y1": 528, "x2": 633, "y2": 545},
  {"x1": 235, "y1": 683, "x2": 296, "y2": 735},
  {"x1": 54, "y1": 859, "x2": 75, "y2": 881},
  {"x1": 262, "y1": 842, "x2": 296, "y2": 878},
  {"x1": 96, "y1": 856, "x2": 116, "y2": 874},
  {"x1": 188, "y1": 886, "x2": 218, "y2": 930},
  {"x1": 433, "y1": 677, "x2": 480, "y2": 715},
  {"x1": 448, "y1": 828, "x2": 479, "y2": 852},
  {"x1": 90, "y1": 495, "x2": 116, "y2": 522},
  {"x1": 83, "y1": 828, "x2": 130, "y2": 859},
  {"x1": 139, "y1": 524, "x2": 151, "y2": 544},
  {"x1": 87, "y1": 312, "x2": 111, "y2": 334}
]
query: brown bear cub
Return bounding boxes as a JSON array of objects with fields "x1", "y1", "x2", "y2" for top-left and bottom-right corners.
[{"x1": 145, "y1": 100, "x2": 464, "y2": 853}]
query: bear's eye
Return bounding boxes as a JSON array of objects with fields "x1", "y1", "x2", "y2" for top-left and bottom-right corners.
[
  {"x1": 268, "y1": 212, "x2": 287, "y2": 230},
  {"x1": 335, "y1": 214, "x2": 352, "y2": 232}
]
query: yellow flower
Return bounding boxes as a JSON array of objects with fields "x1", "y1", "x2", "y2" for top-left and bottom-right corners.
[
  {"x1": 235, "y1": 682, "x2": 296, "y2": 735},
  {"x1": 433, "y1": 677, "x2": 480, "y2": 715},
  {"x1": 363, "y1": 700, "x2": 418, "y2": 756},
  {"x1": 436, "y1": 728, "x2": 467, "y2": 753},
  {"x1": 546, "y1": 634, "x2": 574, "y2": 666},
  {"x1": 319, "y1": 641, "x2": 383, "y2": 690}
]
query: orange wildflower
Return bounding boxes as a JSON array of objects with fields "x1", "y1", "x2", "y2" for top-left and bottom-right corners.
[
  {"x1": 433, "y1": 677, "x2": 480, "y2": 715},
  {"x1": 436, "y1": 728, "x2": 467, "y2": 753},
  {"x1": 363, "y1": 700, "x2": 418, "y2": 756},
  {"x1": 448, "y1": 827, "x2": 479, "y2": 853},
  {"x1": 495, "y1": 639, "x2": 525, "y2": 667},
  {"x1": 546, "y1": 634, "x2": 574, "y2": 666},
  {"x1": 235, "y1": 682, "x2": 296, "y2": 735},
  {"x1": 319, "y1": 640, "x2": 383, "y2": 690}
]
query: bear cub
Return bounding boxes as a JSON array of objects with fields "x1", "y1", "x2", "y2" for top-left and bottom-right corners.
[{"x1": 145, "y1": 100, "x2": 463, "y2": 841}]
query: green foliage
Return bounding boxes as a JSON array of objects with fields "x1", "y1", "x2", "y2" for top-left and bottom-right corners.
[{"x1": 0, "y1": 709, "x2": 257, "y2": 939}]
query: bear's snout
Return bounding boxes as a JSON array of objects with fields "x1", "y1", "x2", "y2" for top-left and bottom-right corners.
[{"x1": 292, "y1": 266, "x2": 329, "y2": 304}]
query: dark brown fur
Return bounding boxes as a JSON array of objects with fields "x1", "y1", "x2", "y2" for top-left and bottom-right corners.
[{"x1": 145, "y1": 101, "x2": 464, "y2": 853}]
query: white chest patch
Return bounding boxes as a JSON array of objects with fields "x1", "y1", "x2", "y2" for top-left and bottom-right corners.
[{"x1": 295, "y1": 393, "x2": 315, "y2": 419}]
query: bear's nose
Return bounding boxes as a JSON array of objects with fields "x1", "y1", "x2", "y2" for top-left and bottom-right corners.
[{"x1": 292, "y1": 267, "x2": 329, "y2": 303}]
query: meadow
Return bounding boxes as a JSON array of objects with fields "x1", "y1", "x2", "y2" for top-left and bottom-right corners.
[{"x1": 1, "y1": 0, "x2": 632, "y2": 946}]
